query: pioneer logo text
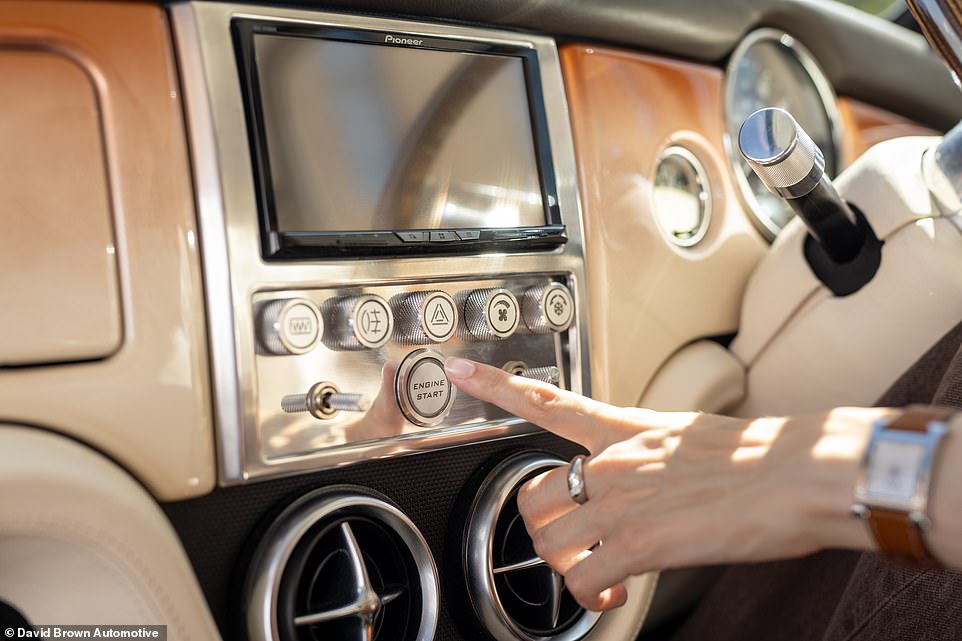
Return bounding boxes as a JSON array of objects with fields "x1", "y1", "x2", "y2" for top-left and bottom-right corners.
[{"x1": 384, "y1": 34, "x2": 424, "y2": 46}]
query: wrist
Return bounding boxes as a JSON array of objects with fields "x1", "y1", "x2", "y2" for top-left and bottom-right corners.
[{"x1": 792, "y1": 408, "x2": 900, "y2": 553}]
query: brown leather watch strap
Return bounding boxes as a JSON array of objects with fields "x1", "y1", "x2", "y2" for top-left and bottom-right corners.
[
  {"x1": 888, "y1": 405, "x2": 955, "y2": 432},
  {"x1": 868, "y1": 507, "x2": 940, "y2": 569},
  {"x1": 866, "y1": 406, "x2": 954, "y2": 568}
]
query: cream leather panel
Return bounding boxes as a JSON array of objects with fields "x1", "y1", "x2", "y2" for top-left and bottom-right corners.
[
  {"x1": 732, "y1": 137, "x2": 962, "y2": 416},
  {"x1": 0, "y1": 425, "x2": 221, "y2": 640},
  {"x1": 640, "y1": 340, "x2": 746, "y2": 412},
  {"x1": 0, "y1": 49, "x2": 122, "y2": 366},
  {"x1": 0, "y1": 2, "x2": 214, "y2": 500}
]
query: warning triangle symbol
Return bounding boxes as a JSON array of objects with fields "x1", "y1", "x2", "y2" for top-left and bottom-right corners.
[{"x1": 430, "y1": 303, "x2": 449, "y2": 326}]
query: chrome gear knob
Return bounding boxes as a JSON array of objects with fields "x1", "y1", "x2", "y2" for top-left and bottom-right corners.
[
  {"x1": 738, "y1": 107, "x2": 825, "y2": 199},
  {"x1": 737, "y1": 107, "x2": 866, "y2": 265}
]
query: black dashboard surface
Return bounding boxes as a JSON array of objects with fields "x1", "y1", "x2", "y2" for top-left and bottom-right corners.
[{"x1": 197, "y1": 0, "x2": 962, "y2": 130}]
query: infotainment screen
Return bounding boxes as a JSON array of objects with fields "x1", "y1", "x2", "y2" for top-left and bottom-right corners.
[{"x1": 235, "y1": 21, "x2": 565, "y2": 258}]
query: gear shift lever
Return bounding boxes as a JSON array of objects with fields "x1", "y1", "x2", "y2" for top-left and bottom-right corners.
[
  {"x1": 738, "y1": 107, "x2": 866, "y2": 263},
  {"x1": 738, "y1": 107, "x2": 882, "y2": 295}
]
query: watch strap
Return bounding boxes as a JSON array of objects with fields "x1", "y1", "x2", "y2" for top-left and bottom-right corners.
[
  {"x1": 888, "y1": 405, "x2": 955, "y2": 432},
  {"x1": 867, "y1": 507, "x2": 939, "y2": 569},
  {"x1": 865, "y1": 405, "x2": 954, "y2": 568}
]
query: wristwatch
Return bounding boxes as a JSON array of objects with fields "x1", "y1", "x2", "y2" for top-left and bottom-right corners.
[{"x1": 852, "y1": 405, "x2": 955, "y2": 567}]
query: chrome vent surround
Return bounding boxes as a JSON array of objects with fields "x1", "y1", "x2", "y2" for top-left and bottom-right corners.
[
  {"x1": 245, "y1": 488, "x2": 439, "y2": 641},
  {"x1": 465, "y1": 452, "x2": 602, "y2": 641}
]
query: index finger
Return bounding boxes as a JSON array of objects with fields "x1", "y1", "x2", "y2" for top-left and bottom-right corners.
[{"x1": 443, "y1": 357, "x2": 609, "y2": 451}]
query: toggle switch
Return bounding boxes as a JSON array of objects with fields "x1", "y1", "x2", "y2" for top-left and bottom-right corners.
[
  {"x1": 281, "y1": 382, "x2": 371, "y2": 420},
  {"x1": 502, "y1": 361, "x2": 561, "y2": 385}
]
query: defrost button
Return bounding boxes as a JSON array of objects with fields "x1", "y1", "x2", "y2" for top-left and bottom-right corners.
[
  {"x1": 395, "y1": 349, "x2": 456, "y2": 427},
  {"x1": 258, "y1": 298, "x2": 322, "y2": 355}
]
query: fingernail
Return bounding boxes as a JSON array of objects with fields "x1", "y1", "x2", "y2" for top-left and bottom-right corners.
[{"x1": 444, "y1": 357, "x2": 476, "y2": 380}]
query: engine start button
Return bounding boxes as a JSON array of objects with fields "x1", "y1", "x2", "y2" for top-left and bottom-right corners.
[{"x1": 395, "y1": 348, "x2": 456, "y2": 427}]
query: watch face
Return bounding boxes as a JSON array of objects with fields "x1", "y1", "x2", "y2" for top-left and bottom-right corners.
[{"x1": 865, "y1": 439, "x2": 926, "y2": 502}]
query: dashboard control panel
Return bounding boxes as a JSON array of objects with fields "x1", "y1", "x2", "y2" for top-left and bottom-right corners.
[
  {"x1": 251, "y1": 276, "x2": 576, "y2": 472},
  {"x1": 174, "y1": 3, "x2": 588, "y2": 484}
]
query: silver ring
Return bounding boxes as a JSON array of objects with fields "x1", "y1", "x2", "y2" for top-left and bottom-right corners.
[{"x1": 567, "y1": 454, "x2": 588, "y2": 505}]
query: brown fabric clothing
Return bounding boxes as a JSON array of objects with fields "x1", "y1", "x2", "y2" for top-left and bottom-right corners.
[{"x1": 671, "y1": 320, "x2": 962, "y2": 641}]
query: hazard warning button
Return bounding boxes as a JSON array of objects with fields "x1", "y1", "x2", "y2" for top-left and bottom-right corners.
[{"x1": 394, "y1": 290, "x2": 459, "y2": 344}]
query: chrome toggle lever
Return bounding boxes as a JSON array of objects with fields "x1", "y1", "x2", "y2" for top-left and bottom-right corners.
[
  {"x1": 282, "y1": 382, "x2": 371, "y2": 420},
  {"x1": 503, "y1": 361, "x2": 561, "y2": 385},
  {"x1": 520, "y1": 366, "x2": 561, "y2": 385}
]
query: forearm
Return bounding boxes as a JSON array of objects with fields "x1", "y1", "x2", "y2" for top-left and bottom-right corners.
[{"x1": 762, "y1": 408, "x2": 890, "y2": 556}]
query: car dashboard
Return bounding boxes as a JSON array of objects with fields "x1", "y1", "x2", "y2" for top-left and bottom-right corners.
[{"x1": 0, "y1": 1, "x2": 956, "y2": 641}]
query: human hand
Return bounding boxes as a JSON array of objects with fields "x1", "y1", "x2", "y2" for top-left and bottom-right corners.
[{"x1": 444, "y1": 357, "x2": 888, "y2": 611}]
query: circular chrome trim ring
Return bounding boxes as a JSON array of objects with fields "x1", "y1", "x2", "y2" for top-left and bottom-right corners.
[
  {"x1": 465, "y1": 452, "x2": 602, "y2": 641},
  {"x1": 723, "y1": 28, "x2": 844, "y2": 241},
  {"x1": 651, "y1": 146, "x2": 712, "y2": 248},
  {"x1": 245, "y1": 487, "x2": 440, "y2": 641}
]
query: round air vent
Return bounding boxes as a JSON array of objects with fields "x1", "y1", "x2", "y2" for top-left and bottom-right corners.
[
  {"x1": 464, "y1": 452, "x2": 602, "y2": 641},
  {"x1": 245, "y1": 487, "x2": 439, "y2": 641}
]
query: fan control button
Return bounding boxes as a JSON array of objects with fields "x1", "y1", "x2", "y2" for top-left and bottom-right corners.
[{"x1": 464, "y1": 288, "x2": 520, "y2": 340}]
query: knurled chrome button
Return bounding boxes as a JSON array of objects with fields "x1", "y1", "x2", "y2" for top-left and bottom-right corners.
[
  {"x1": 522, "y1": 283, "x2": 574, "y2": 334},
  {"x1": 257, "y1": 298, "x2": 322, "y2": 355},
  {"x1": 464, "y1": 288, "x2": 520, "y2": 340},
  {"x1": 324, "y1": 294, "x2": 394, "y2": 351},
  {"x1": 394, "y1": 290, "x2": 458, "y2": 344},
  {"x1": 394, "y1": 349, "x2": 456, "y2": 427}
]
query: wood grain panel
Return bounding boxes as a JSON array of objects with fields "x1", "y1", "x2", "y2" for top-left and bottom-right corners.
[
  {"x1": 560, "y1": 45, "x2": 767, "y2": 406},
  {"x1": 839, "y1": 97, "x2": 940, "y2": 165},
  {"x1": 0, "y1": 2, "x2": 214, "y2": 500}
]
